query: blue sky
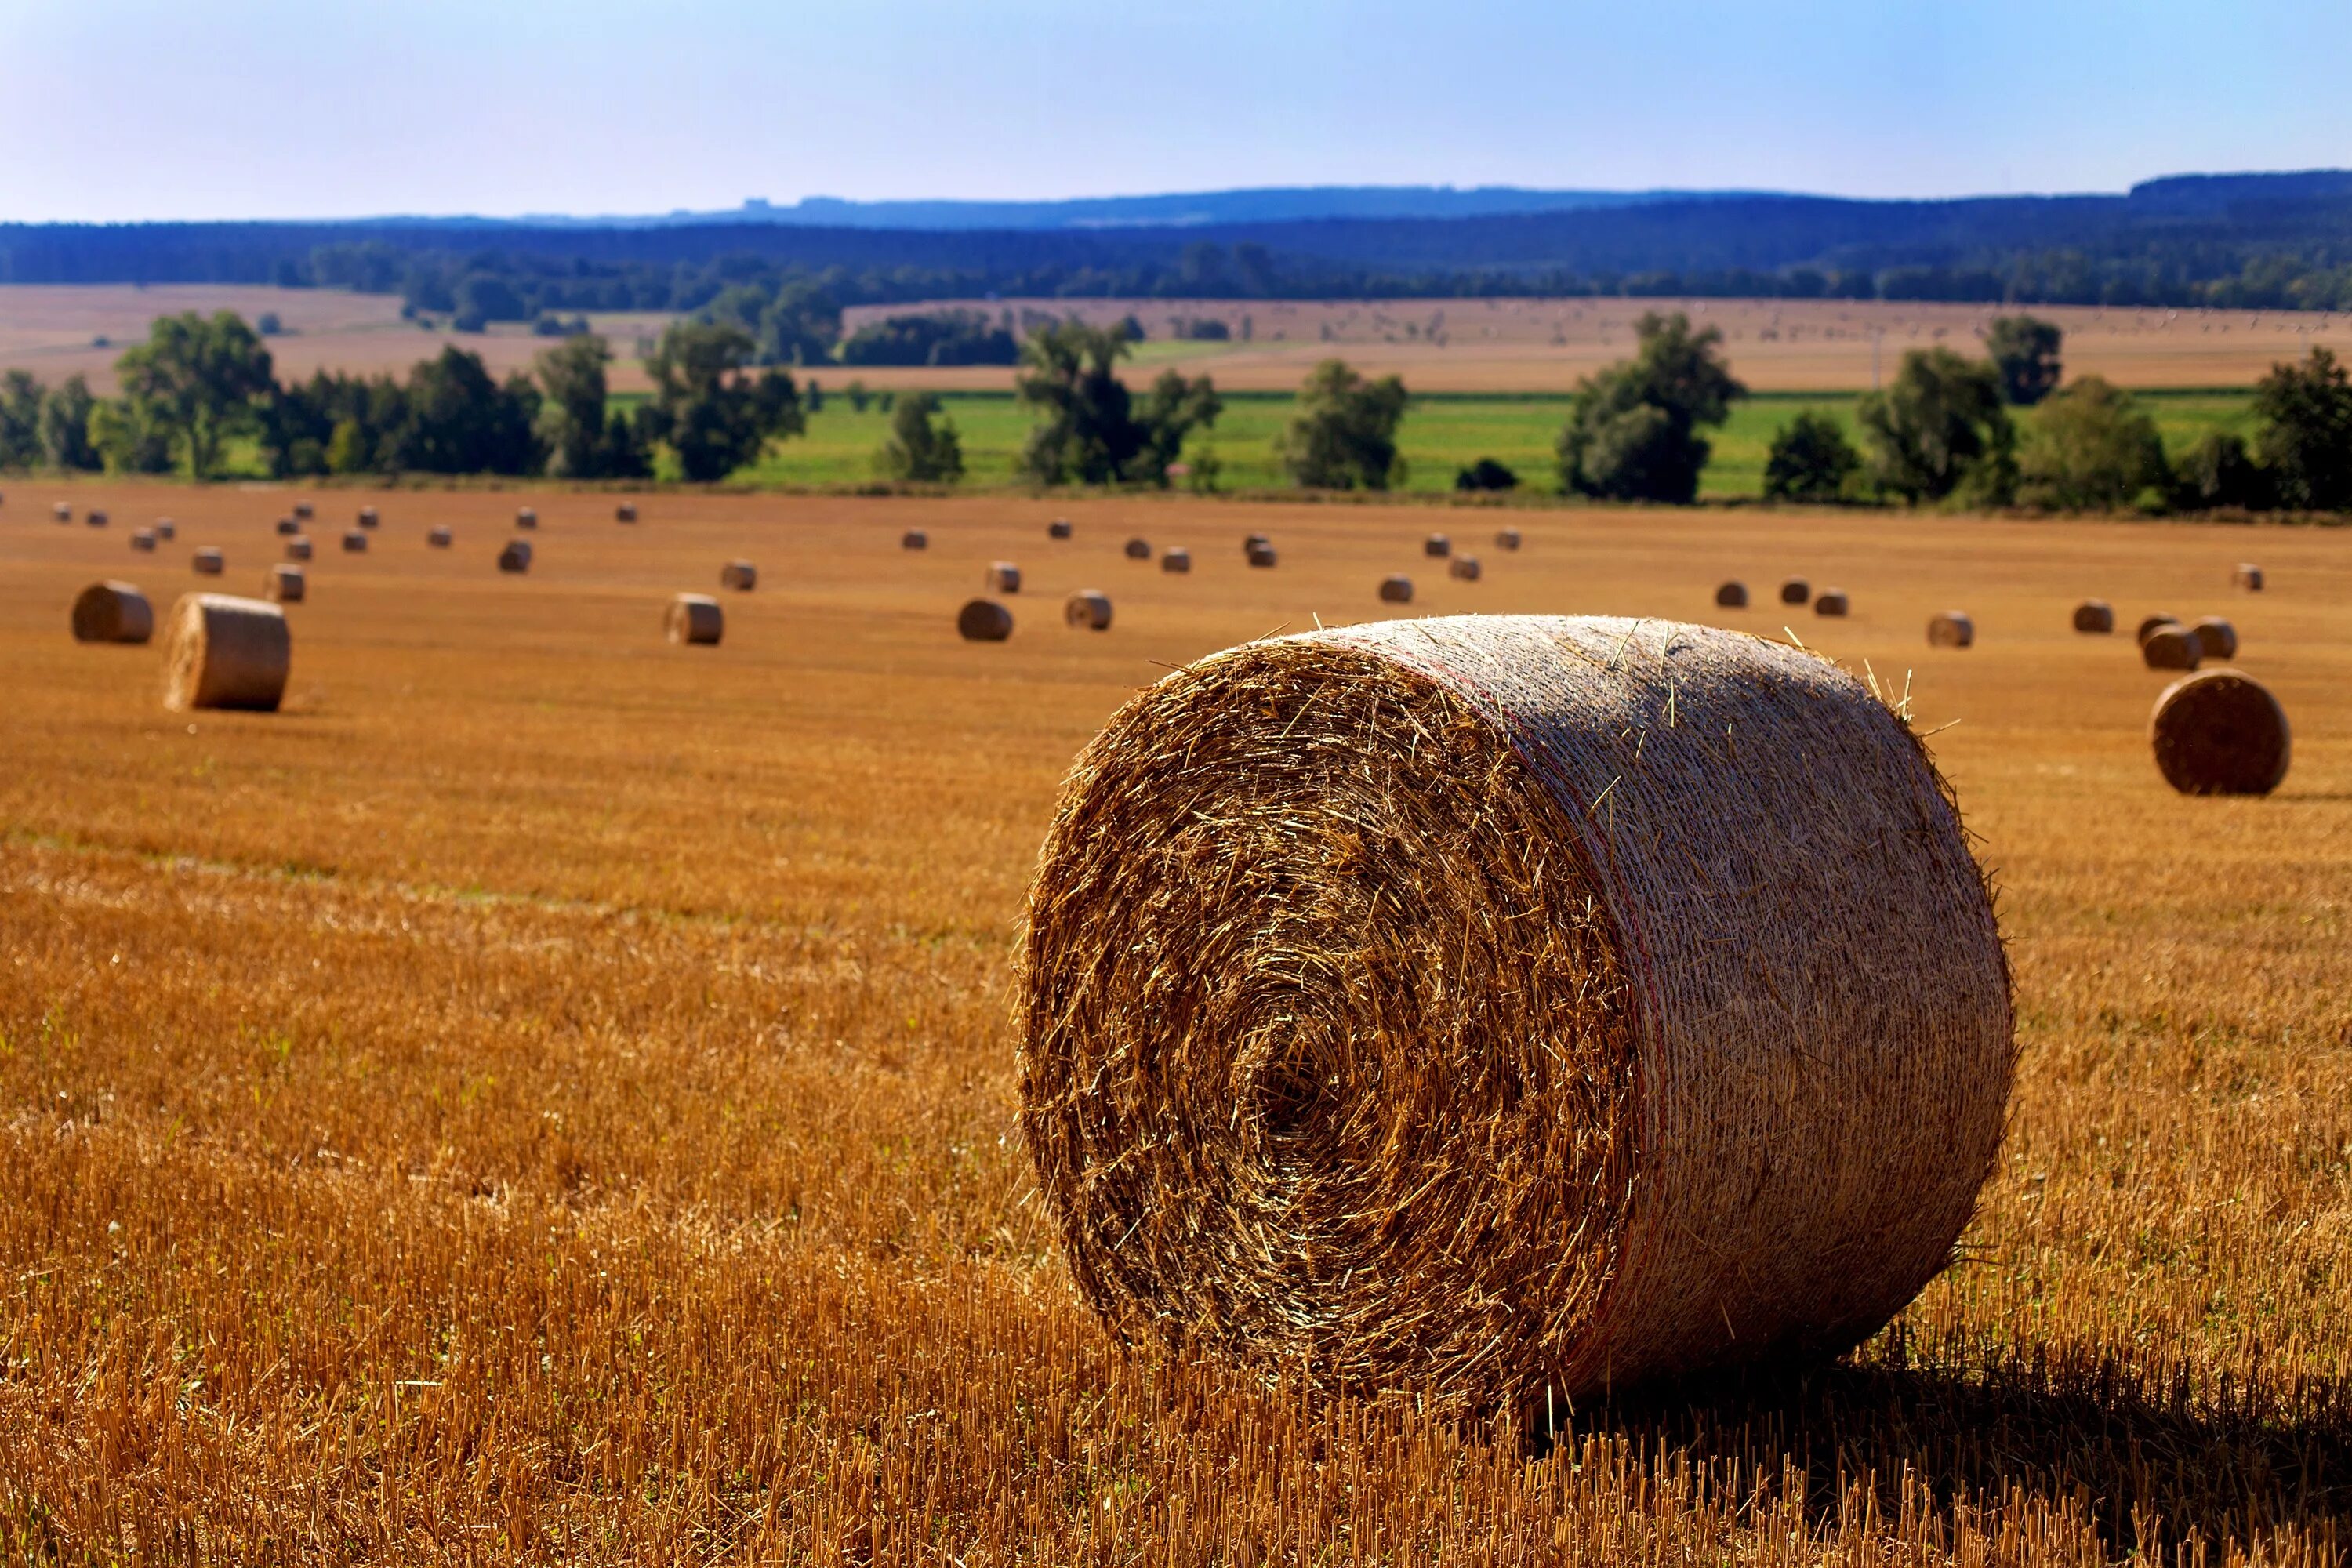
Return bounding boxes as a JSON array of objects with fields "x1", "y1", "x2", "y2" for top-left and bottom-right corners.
[{"x1": 5, "y1": 0, "x2": 2347, "y2": 220}]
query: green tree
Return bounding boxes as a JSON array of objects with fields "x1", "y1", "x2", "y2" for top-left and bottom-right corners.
[
  {"x1": 0, "y1": 371, "x2": 42, "y2": 470},
  {"x1": 845, "y1": 379, "x2": 870, "y2": 412},
  {"x1": 1856, "y1": 347, "x2": 2016, "y2": 504},
  {"x1": 41, "y1": 375, "x2": 100, "y2": 471},
  {"x1": 2017, "y1": 376, "x2": 2169, "y2": 510},
  {"x1": 89, "y1": 398, "x2": 175, "y2": 474},
  {"x1": 1557, "y1": 310, "x2": 1745, "y2": 503},
  {"x1": 2250, "y1": 347, "x2": 2352, "y2": 510},
  {"x1": 876, "y1": 391, "x2": 964, "y2": 483},
  {"x1": 1454, "y1": 457, "x2": 1519, "y2": 492},
  {"x1": 535, "y1": 334, "x2": 619, "y2": 479},
  {"x1": 390, "y1": 347, "x2": 543, "y2": 475},
  {"x1": 1762, "y1": 411, "x2": 1861, "y2": 502},
  {"x1": 641, "y1": 321, "x2": 803, "y2": 483},
  {"x1": 2175, "y1": 430, "x2": 2270, "y2": 511},
  {"x1": 114, "y1": 310, "x2": 275, "y2": 477},
  {"x1": 1015, "y1": 322, "x2": 1218, "y2": 486},
  {"x1": 1986, "y1": 314, "x2": 2063, "y2": 406},
  {"x1": 1277, "y1": 359, "x2": 1408, "y2": 489}
]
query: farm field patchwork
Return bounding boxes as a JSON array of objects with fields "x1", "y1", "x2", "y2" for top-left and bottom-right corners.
[{"x1": 2, "y1": 483, "x2": 2349, "y2": 1559}]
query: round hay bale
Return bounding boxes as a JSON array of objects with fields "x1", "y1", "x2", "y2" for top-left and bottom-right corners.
[
  {"x1": 1160, "y1": 547, "x2": 1192, "y2": 574},
  {"x1": 292, "y1": 501, "x2": 314, "y2": 521},
  {"x1": 192, "y1": 548, "x2": 225, "y2": 576},
  {"x1": 1049, "y1": 518, "x2": 1075, "y2": 540},
  {"x1": 1495, "y1": 527, "x2": 1523, "y2": 551},
  {"x1": 1450, "y1": 554, "x2": 1483, "y2": 582},
  {"x1": 162, "y1": 593, "x2": 289, "y2": 713},
  {"x1": 340, "y1": 530, "x2": 368, "y2": 554},
  {"x1": 1814, "y1": 589, "x2": 1850, "y2": 618},
  {"x1": 1065, "y1": 590, "x2": 1114, "y2": 631},
  {"x1": 2233, "y1": 562, "x2": 2264, "y2": 592},
  {"x1": 428, "y1": 526, "x2": 453, "y2": 549},
  {"x1": 268, "y1": 564, "x2": 307, "y2": 604},
  {"x1": 51, "y1": 502, "x2": 70, "y2": 522},
  {"x1": 1123, "y1": 538, "x2": 1152, "y2": 561},
  {"x1": 720, "y1": 560, "x2": 757, "y2": 592},
  {"x1": 1247, "y1": 542, "x2": 1278, "y2": 568},
  {"x1": 69, "y1": 581, "x2": 154, "y2": 644},
  {"x1": 1780, "y1": 578, "x2": 1810, "y2": 606},
  {"x1": 358, "y1": 506, "x2": 379, "y2": 529},
  {"x1": 616, "y1": 503, "x2": 638, "y2": 524},
  {"x1": 985, "y1": 561, "x2": 1022, "y2": 593},
  {"x1": 2136, "y1": 613, "x2": 2180, "y2": 647},
  {"x1": 1017, "y1": 615, "x2": 2013, "y2": 1408},
  {"x1": 274, "y1": 517, "x2": 299, "y2": 536},
  {"x1": 1378, "y1": 574, "x2": 1414, "y2": 604},
  {"x1": 1927, "y1": 611, "x2": 1975, "y2": 648},
  {"x1": 2190, "y1": 616, "x2": 2238, "y2": 660},
  {"x1": 1715, "y1": 580, "x2": 1749, "y2": 608},
  {"x1": 665, "y1": 593, "x2": 724, "y2": 646},
  {"x1": 515, "y1": 507, "x2": 538, "y2": 530},
  {"x1": 285, "y1": 537, "x2": 314, "y2": 561},
  {"x1": 1425, "y1": 533, "x2": 1453, "y2": 558},
  {"x1": 2072, "y1": 599, "x2": 2115, "y2": 634},
  {"x1": 130, "y1": 528, "x2": 157, "y2": 553},
  {"x1": 497, "y1": 539, "x2": 532, "y2": 574},
  {"x1": 957, "y1": 598, "x2": 1013, "y2": 641},
  {"x1": 2150, "y1": 670, "x2": 2289, "y2": 797},
  {"x1": 1243, "y1": 532, "x2": 1271, "y2": 556},
  {"x1": 85, "y1": 508, "x2": 109, "y2": 528},
  {"x1": 154, "y1": 519, "x2": 176, "y2": 541},
  {"x1": 2141, "y1": 626, "x2": 2201, "y2": 670},
  {"x1": 902, "y1": 528, "x2": 928, "y2": 550}
]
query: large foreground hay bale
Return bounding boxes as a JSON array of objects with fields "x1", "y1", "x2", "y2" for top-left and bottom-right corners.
[
  {"x1": 1065, "y1": 590, "x2": 1113, "y2": 631},
  {"x1": 1124, "y1": 538, "x2": 1151, "y2": 560},
  {"x1": 1715, "y1": 580, "x2": 1748, "y2": 608},
  {"x1": 1780, "y1": 578, "x2": 1810, "y2": 605},
  {"x1": 902, "y1": 528, "x2": 928, "y2": 550},
  {"x1": 1018, "y1": 615, "x2": 2012, "y2": 1408},
  {"x1": 70, "y1": 581, "x2": 154, "y2": 644},
  {"x1": 957, "y1": 598, "x2": 1013, "y2": 641},
  {"x1": 616, "y1": 503, "x2": 637, "y2": 523},
  {"x1": 2233, "y1": 562, "x2": 2263, "y2": 591},
  {"x1": 665, "y1": 593, "x2": 724, "y2": 646},
  {"x1": 1379, "y1": 574, "x2": 1414, "y2": 604},
  {"x1": 720, "y1": 559, "x2": 757, "y2": 591},
  {"x1": 1815, "y1": 589, "x2": 1850, "y2": 617},
  {"x1": 2136, "y1": 613, "x2": 2179, "y2": 646},
  {"x1": 1247, "y1": 542, "x2": 1278, "y2": 568},
  {"x1": 130, "y1": 528, "x2": 157, "y2": 553},
  {"x1": 429, "y1": 526, "x2": 453, "y2": 549},
  {"x1": 1450, "y1": 554, "x2": 1482, "y2": 582},
  {"x1": 2073, "y1": 600, "x2": 2115, "y2": 633},
  {"x1": 162, "y1": 593, "x2": 289, "y2": 712},
  {"x1": 2141, "y1": 626, "x2": 2201, "y2": 670},
  {"x1": 1495, "y1": 527, "x2": 1523, "y2": 551},
  {"x1": 2150, "y1": 670, "x2": 2289, "y2": 796},
  {"x1": 341, "y1": 530, "x2": 368, "y2": 554},
  {"x1": 515, "y1": 507, "x2": 538, "y2": 530},
  {"x1": 1927, "y1": 611, "x2": 1975, "y2": 648},
  {"x1": 498, "y1": 539, "x2": 532, "y2": 574},
  {"x1": 2190, "y1": 616, "x2": 2238, "y2": 659},
  {"x1": 985, "y1": 561, "x2": 1022, "y2": 593},
  {"x1": 1160, "y1": 547, "x2": 1192, "y2": 573},
  {"x1": 192, "y1": 548, "x2": 225, "y2": 576},
  {"x1": 268, "y1": 564, "x2": 307, "y2": 604},
  {"x1": 1049, "y1": 518, "x2": 1074, "y2": 539},
  {"x1": 285, "y1": 537, "x2": 314, "y2": 561},
  {"x1": 1425, "y1": 533, "x2": 1453, "y2": 558}
]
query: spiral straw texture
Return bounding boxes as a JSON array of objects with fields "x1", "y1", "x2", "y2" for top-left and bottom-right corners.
[
  {"x1": 162, "y1": 593, "x2": 289, "y2": 713},
  {"x1": 2150, "y1": 670, "x2": 2289, "y2": 796},
  {"x1": 1019, "y1": 615, "x2": 2013, "y2": 1410}
]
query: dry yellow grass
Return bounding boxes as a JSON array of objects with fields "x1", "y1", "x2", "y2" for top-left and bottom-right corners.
[{"x1": 2, "y1": 481, "x2": 2350, "y2": 1562}]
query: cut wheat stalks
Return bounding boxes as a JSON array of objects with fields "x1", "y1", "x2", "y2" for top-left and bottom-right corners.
[
  {"x1": 162, "y1": 593, "x2": 289, "y2": 713},
  {"x1": 665, "y1": 593, "x2": 724, "y2": 646},
  {"x1": 69, "y1": 581, "x2": 154, "y2": 644},
  {"x1": 2150, "y1": 669, "x2": 2289, "y2": 796}
]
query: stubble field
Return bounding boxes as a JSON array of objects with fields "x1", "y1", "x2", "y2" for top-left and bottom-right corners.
[{"x1": 2, "y1": 484, "x2": 2349, "y2": 1563}]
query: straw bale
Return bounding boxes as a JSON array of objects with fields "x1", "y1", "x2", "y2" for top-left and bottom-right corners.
[
  {"x1": 1124, "y1": 538, "x2": 1152, "y2": 560},
  {"x1": 192, "y1": 548, "x2": 225, "y2": 575},
  {"x1": 957, "y1": 598, "x2": 1013, "y2": 641},
  {"x1": 985, "y1": 561, "x2": 1022, "y2": 593},
  {"x1": 1496, "y1": 528, "x2": 1523, "y2": 551},
  {"x1": 275, "y1": 517, "x2": 299, "y2": 535},
  {"x1": 268, "y1": 564, "x2": 307, "y2": 604},
  {"x1": 1050, "y1": 518, "x2": 1074, "y2": 539},
  {"x1": 665, "y1": 593, "x2": 724, "y2": 646},
  {"x1": 154, "y1": 519, "x2": 176, "y2": 540},
  {"x1": 162, "y1": 593, "x2": 289, "y2": 713},
  {"x1": 2136, "y1": 614, "x2": 2180, "y2": 646},
  {"x1": 2150, "y1": 670, "x2": 2289, "y2": 796},
  {"x1": 720, "y1": 560, "x2": 757, "y2": 591},
  {"x1": 2233, "y1": 562, "x2": 2264, "y2": 591},
  {"x1": 1450, "y1": 554, "x2": 1483, "y2": 582},
  {"x1": 2072, "y1": 600, "x2": 2115, "y2": 633},
  {"x1": 1161, "y1": 548, "x2": 1192, "y2": 573},
  {"x1": 52, "y1": 502, "x2": 70, "y2": 522},
  {"x1": 429, "y1": 527, "x2": 453, "y2": 549},
  {"x1": 358, "y1": 506, "x2": 379, "y2": 528},
  {"x1": 293, "y1": 501, "x2": 314, "y2": 521},
  {"x1": 902, "y1": 529, "x2": 928, "y2": 550},
  {"x1": 131, "y1": 528, "x2": 157, "y2": 553},
  {"x1": 1247, "y1": 542, "x2": 1278, "y2": 568},
  {"x1": 1715, "y1": 580, "x2": 1748, "y2": 608},
  {"x1": 498, "y1": 539, "x2": 532, "y2": 573},
  {"x1": 1018, "y1": 615, "x2": 2012, "y2": 1409},
  {"x1": 1379, "y1": 574, "x2": 1414, "y2": 604},
  {"x1": 2141, "y1": 626, "x2": 2200, "y2": 670},
  {"x1": 2190, "y1": 616, "x2": 2238, "y2": 659},
  {"x1": 1425, "y1": 533, "x2": 1453, "y2": 557},
  {"x1": 86, "y1": 509, "x2": 109, "y2": 528},
  {"x1": 69, "y1": 581, "x2": 154, "y2": 644},
  {"x1": 285, "y1": 537, "x2": 314, "y2": 561},
  {"x1": 1927, "y1": 611, "x2": 1974, "y2": 648},
  {"x1": 1780, "y1": 578, "x2": 1810, "y2": 605},
  {"x1": 1815, "y1": 589, "x2": 1850, "y2": 617},
  {"x1": 515, "y1": 507, "x2": 538, "y2": 529},
  {"x1": 1065, "y1": 590, "x2": 1114, "y2": 631},
  {"x1": 1244, "y1": 532, "x2": 1271, "y2": 555},
  {"x1": 616, "y1": 503, "x2": 637, "y2": 523},
  {"x1": 341, "y1": 530, "x2": 368, "y2": 554}
]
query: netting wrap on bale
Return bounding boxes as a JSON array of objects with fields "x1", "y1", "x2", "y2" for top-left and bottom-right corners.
[
  {"x1": 162, "y1": 593, "x2": 290, "y2": 713},
  {"x1": 2150, "y1": 670, "x2": 2290, "y2": 797},
  {"x1": 1018, "y1": 615, "x2": 2014, "y2": 1410},
  {"x1": 665, "y1": 593, "x2": 724, "y2": 646},
  {"x1": 70, "y1": 581, "x2": 154, "y2": 644}
]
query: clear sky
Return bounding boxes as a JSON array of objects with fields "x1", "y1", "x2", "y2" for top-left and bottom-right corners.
[{"x1": 5, "y1": 0, "x2": 2347, "y2": 222}]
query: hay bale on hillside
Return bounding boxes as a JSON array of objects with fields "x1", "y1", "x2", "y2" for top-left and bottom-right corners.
[
  {"x1": 1018, "y1": 614, "x2": 2013, "y2": 1409},
  {"x1": 720, "y1": 560, "x2": 757, "y2": 591},
  {"x1": 85, "y1": 509, "x2": 108, "y2": 528},
  {"x1": 358, "y1": 506, "x2": 379, "y2": 529},
  {"x1": 1065, "y1": 590, "x2": 1113, "y2": 631},
  {"x1": 51, "y1": 502, "x2": 70, "y2": 522},
  {"x1": 268, "y1": 564, "x2": 307, "y2": 604},
  {"x1": 985, "y1": 561, "x2": 1022, "y2": 593},
  {"x1": 1247, "y1": 542, "x2": 1278, "y2": 568},
  {"x1": 2136, "y1": 614, "x2": 2180, "y2": 646},
  {"x1": 1379, "y1": 574, "x2": 1414, "y2": 604},
  {"x1": 2150, "y1": 670, "x2": 2290, "y2": 796},
  {"x1": 497, "y1": 539, "x2": 532, "y2": 574},
  {"x1": 292, "y1": 501, "x2": 314, "y2": 521},
  {"x1": 1161, "y1": 547, "x2": 1192, "y2": 573},
  {"x1": 285, "y1": 537, "x2": 314, "y2": 561},
  {"x1": 131, "y1": 528, "x2": 157, "y2": 553},
  {"x1": 1425, "y1": 533, "x2": 1452, "y2": 558},
  {"x1": 1495, "y1": 527, "x2": 1523, "y2": 551},
  {"x1": 2141, "y1": 626, "x2": 2201, "y2": 670},
  {"x1": 616, "y1": 503, "x2": 637, "y2": 523},
  {"x1": 1450, "y1": 554, "x2": 1482, "y2": 582},
  {"x1": 69, "y1": 581, "x2": 154, "y2": 644},
  {"x1": 1780, "y1": 578, "x2": 1810, "y2": 605},
  {"x1": 515, "y1": 507, "x2": 538, "y2": 530},
  {"x1": 1050, "y1": 518, "x2": 1075, "y2": 539},
  {"x1": 665, "y1": 593, "x2": 724, "y2": 646},
  {"x1": 1715, "y1": 580, "x2": 1748, "y2": 608},
  {"x1": 1124, "y1": 538, "x2": 1152, "y2": 560},
  {"x1": 902, "y1": 528, "x2": 928, "y2": 550},
  {"x1": 341, "y1": 530, "x2": 368, "y2": 554},
  {"x1": 154, "y1": 518, "x2": 176, "y2": 540},
  {"x1": 1815, "y1": 589, "x2": 1850, "y2": 617},
  {"x1": 1927, "y1": 611, "x2": 1974, "y2": 648},
  {"x1": 162, "y1": 593, "x2": 289, "y2": 713},
  {"x1": 274, "y1": 517, "x2": 299, "y2": 536},
  {"x1": 192, "y1": 548, "x2": 225, "y2": 576},
  {"x1": 957, "y1": 598, "x2": 1013, "y2": 641},
  {"x1": 428, "y1": 527, "x2": 453, "y2": 549},
  {"x1": 2072, "y1": 600, "x2": 2115, "y2": 633},
  {"x1": 2233, "y1": 562, "x2": 2264, "y2": 591},
  {"x1": 2190, "y1": 616, "x2": 2238, "y2": 659}
]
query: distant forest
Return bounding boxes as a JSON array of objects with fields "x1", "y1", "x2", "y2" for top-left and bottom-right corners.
[{"x1": 9, "y1": 172, "x2": 2352, "y2": 332}]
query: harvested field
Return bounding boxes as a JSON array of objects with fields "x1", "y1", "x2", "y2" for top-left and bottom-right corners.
[{"x1": 2, "y1": 482, "x2": 2351, "y2": 1559}]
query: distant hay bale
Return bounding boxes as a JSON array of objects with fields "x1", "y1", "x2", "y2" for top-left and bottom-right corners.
[
  {"x1": 2149, "y1": 670, "x2": 2290, "y2": 796},
  {"x1": 1160, "y1": 547, "x2": 1192, "y2": 573},
  {"x1": 1927, "y1": 611, "x2": 1975, "y2": 648},
  {"x1": 902, "y1": 528, "x2": 928, "y2": 550},
  {"x1": 285, "y1": 537, "x2": 314, "y2": 561},
  {"x1": 616, "y1": 503, "x2": 637, "y2": 523},
  {"x1": 2072, "y1": 599, "x2": 2115, "y2": 633},
  {"x1": 192, "y1": 548, "x2": 225, "y2": 576},
  {"x1": 1065, "y1": 590, "x2": 1114, "y2": 630},
  {"x1": 2136, "y1": 614, "x2": 2180, "y2": 646},
  {"x1": 154, "y1": 519, "x2": 176, "y2": 540},
  {"x1": 85, "y1": 508, "x2": 109, "y2": 528},
  {"x1": 1495, "y1": 527, "x2": 1523, "y2": 550},
  {"x1": 515, "y1": 507, "x2": 538, "y2": 530},
  {"x1": 130, "y1": 528, "x2": 157, "y2": 553},
  {"x1": 275, "y1": 517, "x2": 299, "y2": 536},
  {"x1": 1449, "y1": 554, "x2": 1482, "y2": 582},
  {"x1": 985, "y1": 561, "x2": 1022, "y2": 593},
  {"x1": 2233, "y1": 562, "x2": 2264, "y2": 591},
  {"x1": 2190, "y1": 616, "x2": 2238, "y2": 659},
  {"x1": 665, "y1": 593, "x2": 724, "y2": 646},
  {"x1": 1815, "y1": 589, "x2": 1850, "y2": 617},
  {"x1": 1247, "y1": 542, "x2": 1278, "y2": 568},
  {"x1": 720, "y1": 560, "x2": 757, "y2": 591},
  {"x1": 1715, "y1": 580, "x2": 1749, "y2": 608},
  {"x1": 358, "y1": 506, "x2": 379, "y2": 529},
  {"x1": 1379, "y1": 574, "x2": 1414, "y2": 604},
  {"x1": 2141, "y1": 626, "x2": 2201, "y2": 670},
  {"x1": 341, "y1": 530, "x2": 368, "y2": 554},
  {"x1": 51, "y1": 502, "x2": 70, "y2": 522},
  {"x1": 498, "y1": 539, "x2": 532, "y2": 574},
  {"x1": 1243, "y1": 532, "x2": 1271, "y2": 556},
  {"x1": 292, "y1": 501, "x2": 314, "y2": 521},
  {"x1": 1050, "y1": 518, "x2": 1074, "y2": 539},
  {"x1": 957, "y1": 598, "x2": 1013, "y2": 641},
  {"x1": 1780, "y1": 578, "x2": 1810, "y2": 605},
  {"x1": 428, "y1": 526, "x2": 453, "y2": 549},
  {"x1": 1017, "y1": 614, "x2": 2013, "y2": 1409},
  {"x1": 1425, "y1": 533, "x2": 1453, "y2": 557},
  {"x1": 69, "y1": 581, "x2": 154, "y2": 644},
  {"x1": 162, "y1": 593, "x2": 290, "y2": 713},
  {"x1": 1124, "y1": 538, "x2": 1152, "y2": 560},
  {"x1": 268, "y1": 564, "x2": 307, "y2": 604}
]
